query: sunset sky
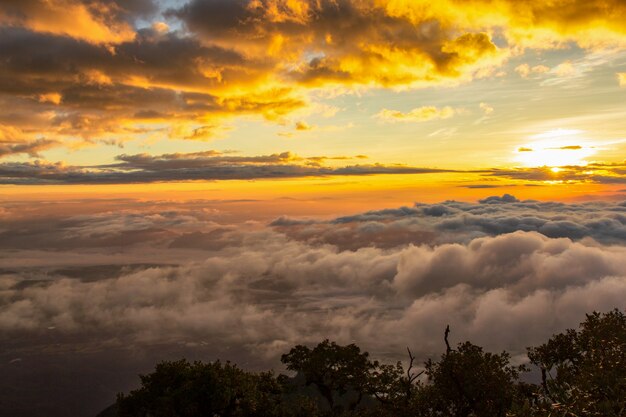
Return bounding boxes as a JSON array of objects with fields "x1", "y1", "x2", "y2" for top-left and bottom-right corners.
[
  {"x1": 1, "y1": 0, "x2": 625, "y2": 207},
  {"x1": 1, "y1": 1, "x2": 626, "y2": 416}
]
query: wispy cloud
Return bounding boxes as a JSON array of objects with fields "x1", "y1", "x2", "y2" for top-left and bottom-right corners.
[{"x1": 375, "y1": 106, "x2": 456, "y2": 123}]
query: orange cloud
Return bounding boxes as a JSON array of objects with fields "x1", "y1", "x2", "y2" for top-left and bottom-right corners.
[
  {"x1": 38, "y1": 92, "x2": 62, "y2": 105},
  {"x1": 0, "y1": 0, "x2": 625, "y2": 154},
  {"x1": 376, "y1": 106, "x2": 457, "y2": 122},
  {"x1": 0, "y1": 0, "x2": 135, "y2": 44}
]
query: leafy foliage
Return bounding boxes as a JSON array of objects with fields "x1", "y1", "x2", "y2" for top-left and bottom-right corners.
[
  {"x1": 280, "y1": 339, "x2": 404, "y2": 412},
  {"x1": 114, "y1": 309, "x2": 625, "y2": 417},
  {"x1": 422, "y1": 342, "x2": 526, "y2": 417},
  {"x1": 527, "y1": 309, "x2": 626, "y2": 416},
  {"x1": 116, "y1": 359, "x2": 315, "y2": 417}
]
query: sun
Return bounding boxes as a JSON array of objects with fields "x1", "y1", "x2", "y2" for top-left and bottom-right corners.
[{"x1": 514, "y1": 129, "x2": 596, "y2": 168}]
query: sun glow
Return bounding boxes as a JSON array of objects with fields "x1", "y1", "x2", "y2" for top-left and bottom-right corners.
[{"x1": 515, "y1": 129, "x2": 596, "y2": 168}]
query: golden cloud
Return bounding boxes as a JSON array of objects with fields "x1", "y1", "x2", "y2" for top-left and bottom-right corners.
[
  {"x1": 515, "y1": 63, "x2": 551, "y2": 78},
  {"x1": 38, "y1": 92, "x2": 62, "y2": 105},
  {"x1": 0, "y1": 0, "x2": 135, "y2": 44},
  {"x1": 0, "y1": 0, "x2": 625, "y2": 155},
  {"x1": 500, "y1": 0, "x2": 626, "y2": 49},
  {"x1": 479, "y1": 102, "x2": 494, "y2": 115},
  {"x1": 376, "y1": 106, "x2": 457, "y2": 122},
  {"x1": 173, "y1": 1, "x2": 509, "y2": 89},
  {"x1": 295, "y1": 121, "x2": 312, "y2": 131}
]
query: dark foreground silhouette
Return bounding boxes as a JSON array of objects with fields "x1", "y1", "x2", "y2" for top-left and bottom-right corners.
[{"x1": 101, "y1": 309, "x2": 625, "y2": 417}]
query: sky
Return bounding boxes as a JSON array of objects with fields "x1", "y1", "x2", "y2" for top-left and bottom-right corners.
[
  {"x1": 0, "y1": 1, "x2": 626, "y2": 416},
  {"x1": 0, "y1": 0, "x2": 625, "y2": 205}
]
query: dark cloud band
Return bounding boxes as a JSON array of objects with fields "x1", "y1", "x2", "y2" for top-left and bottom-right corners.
[{"x1": 0, "y1": 150, "x2": 458, "y2": 184}]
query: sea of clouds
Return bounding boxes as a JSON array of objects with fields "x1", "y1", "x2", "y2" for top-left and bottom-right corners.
[{"x1": 1, "y1": 195, "x2": 626, "y2": 415}]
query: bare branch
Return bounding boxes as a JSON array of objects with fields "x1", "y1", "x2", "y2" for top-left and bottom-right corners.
[
  {"x1": 406, "y1": 347, "x2": 415, "y2": 380},
  {"x1": 403, "y1": 347, "x2": 424, "y2": 404},
  {"x1": 406, "y1": 347, "x2": 423, "y2": 384}
]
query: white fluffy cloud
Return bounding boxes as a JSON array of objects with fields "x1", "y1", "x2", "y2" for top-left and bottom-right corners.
[
  {"x1": 2, "y1": 195, "x2": 625, "y2": 416},
  {"x1": 274, "y1": 196, "x2": 626, "y2": 248},
  {"x1": 1, "y1": 197, "x2": 625, "y2": 364}
]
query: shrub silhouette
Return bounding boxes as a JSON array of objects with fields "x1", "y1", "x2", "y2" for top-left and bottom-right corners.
[
  {"x1": 116, "y1": 359, "x2": 315, "y2": 417},
  {"x1": 421, "y1": 341, "x2": 526, "y2": 417},
  {"x1": 527, "y1": 309, "x2": 626, "y2": 416},
  {"x1": 281, "y1": 339, "x2": 394, "y2": 412},
  {"x1": 113, "y1": 309, "x2": 625, "y2": 417}
]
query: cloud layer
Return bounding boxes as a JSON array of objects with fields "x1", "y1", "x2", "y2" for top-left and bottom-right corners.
[
  {"x1": 2, "y1": 196, "x2": 625, "y2": 360},
  {"x1": 3, "y1": 228, "x2": 625, "y2": 357},
  {"x1": 2, "y1": 195, "x2": 625, "y2": 415},
  {"x1": 274, "y1": 194, "x2": 626, "y2": 247}
]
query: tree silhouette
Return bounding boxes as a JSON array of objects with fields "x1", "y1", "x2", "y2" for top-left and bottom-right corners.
[
  {"x1": 116, "y1": 359, "x2": 314, "y2": 417},
  {"x1": 111, "y1": 309, "x2": 626, "y2": 417},
  {"x1": 280, "y1": 339, "x2": 380, "y2": 412},
  {"x1": 423, "y1": 340, "x2": 526, "y2": 417},
  {"x1": 527, "y1": 309, "x2": 626, "y2": 416}
]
